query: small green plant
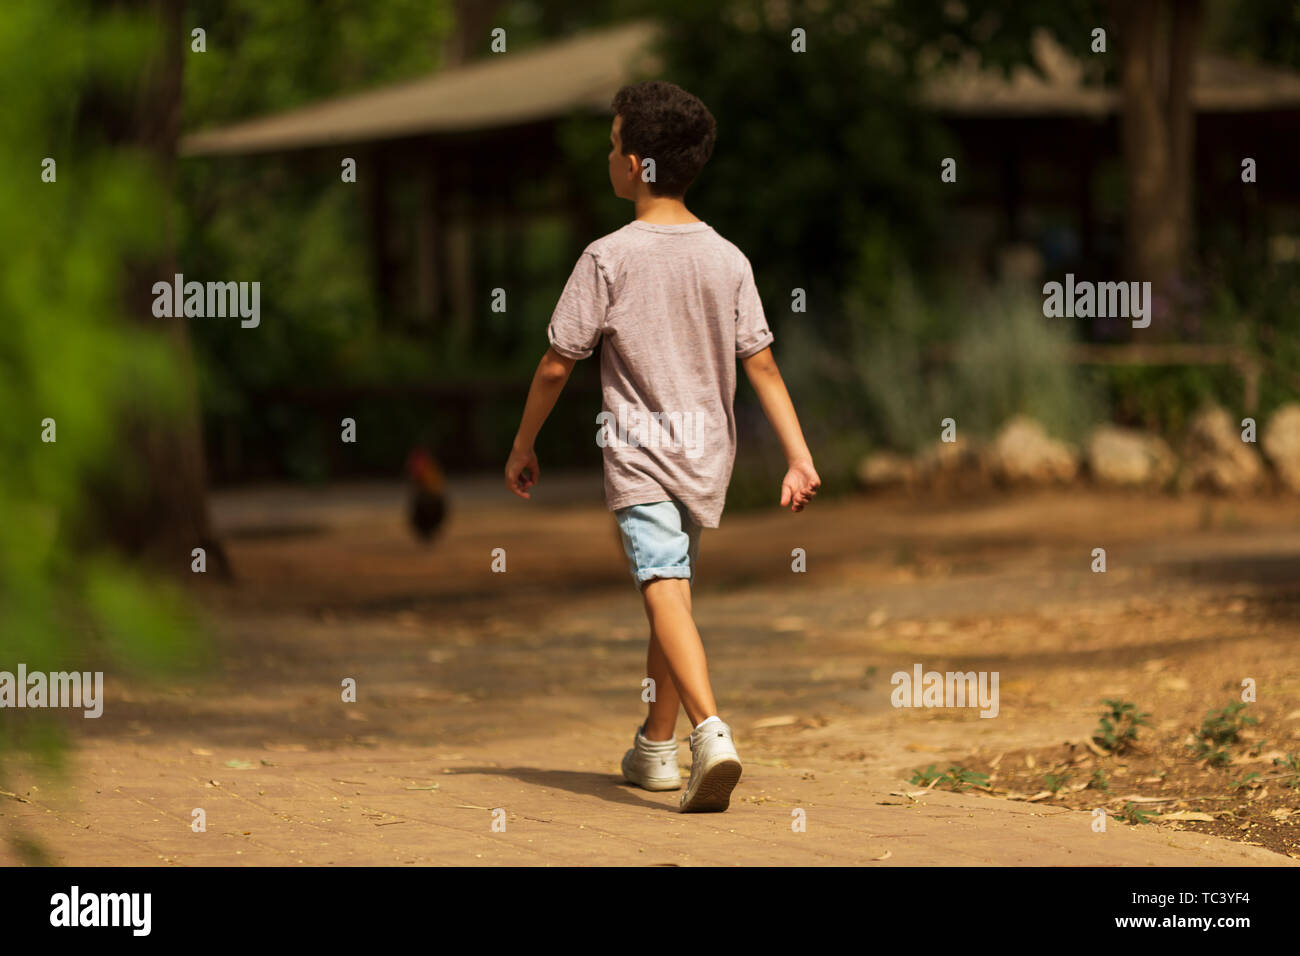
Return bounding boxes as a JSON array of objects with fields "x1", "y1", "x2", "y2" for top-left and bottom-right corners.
[
  {"x1": 909, "y1": 764, "x2": 944, "y2": 787},
  {"x1": 1093, "y1": 699, "x2": 1150, "y2": 755},
  {"x1": 1190, "y1": 702, "x2": 1258, "y2": 767},
  {"x1": 1043, "y1": 771, "x2": 1073, "y2": 795},
  {"x1": 1230, "y1": 771, "x2": 1262, "y2": 791},
  {"x1": 1118, "y1": 801, "x2": 1154, "y2": 825},
  {"x1": 908, "y1": 764, "x2": 990, "y2": 792},
  {"x1": 1087, "y1": 769, "x2": 1110, "y2": 792},
  {"x1": 1274, "y1": 753, "x2": 1300, "y2": 789}
]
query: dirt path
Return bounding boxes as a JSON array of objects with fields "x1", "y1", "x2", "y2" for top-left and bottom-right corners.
[{"x1": 3, "y1": 479, "x2": 1298, "y2": 865}]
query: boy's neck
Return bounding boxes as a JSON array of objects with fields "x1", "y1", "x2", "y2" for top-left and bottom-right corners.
[{"x1": 634, "y1": 193, "x2": 701, "y2": 225}]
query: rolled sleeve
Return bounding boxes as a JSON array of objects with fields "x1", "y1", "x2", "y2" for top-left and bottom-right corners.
[
  {"x1": 547, "y1": 251, "x2": 609, "y2": 360},
  {"x1": 735, "y1": 257, "x2": 773, "y2": 358}
]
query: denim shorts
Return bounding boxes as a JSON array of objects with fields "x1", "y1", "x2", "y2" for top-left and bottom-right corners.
[{"x1": 614, "y1": 500, "x2": 701, "y2": 587}]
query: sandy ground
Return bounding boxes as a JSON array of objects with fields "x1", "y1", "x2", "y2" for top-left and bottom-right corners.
[{"x1": 2, "y1": 475, "x2": 1298, "y2": 866}]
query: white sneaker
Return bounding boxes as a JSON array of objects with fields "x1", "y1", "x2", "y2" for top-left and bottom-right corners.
[
  {"x1": 680, "y1": 720, "x2": 742, "y2": 812},
  {"x1": 621, "y1": 724, "x2": 682, "y2": 791}
]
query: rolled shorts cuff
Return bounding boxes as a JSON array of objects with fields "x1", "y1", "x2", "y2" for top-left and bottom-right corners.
[{"x1": 633, "y1": 566, "x2": 692, "y2": 585}]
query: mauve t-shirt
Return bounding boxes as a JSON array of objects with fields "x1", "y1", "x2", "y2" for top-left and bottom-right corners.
[{"x1": 546, "y1": 220, "x2": 773, "y2": 528}]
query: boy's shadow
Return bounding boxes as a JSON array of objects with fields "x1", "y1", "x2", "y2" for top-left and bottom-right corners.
[{"x1": 444, "y1": 766, "x2": 679, "y2": 811}]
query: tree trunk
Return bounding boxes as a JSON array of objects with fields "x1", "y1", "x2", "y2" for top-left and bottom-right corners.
[
  {"x1": 1115, "y1": 0, "x2": 1202, "y2": 338},
  {"x1": 1167, "y1": 0, "x2": 1202, "y2": 270},
  {"x1": 443, "y1": 0, "x2": 506, "y2": 66},
  {"x1": 88, "y1": 0, "x2": 228, "y2": 576}
]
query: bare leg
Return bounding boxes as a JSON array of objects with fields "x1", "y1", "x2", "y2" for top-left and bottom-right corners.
[
  {"x1": 640, "y1": 577, "x2": 717, "y2": 732},
  {"x1": 643, "y1": 632, "x2": 681, "y2": 741}
]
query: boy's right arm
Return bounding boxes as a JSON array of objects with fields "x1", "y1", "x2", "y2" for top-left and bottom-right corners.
[
  {"x1": 505, "y1": 347, "x2": 577, "y2": 499},
  {"x1": 740, "y1": 346, "x2": 820, "y2": 512}
]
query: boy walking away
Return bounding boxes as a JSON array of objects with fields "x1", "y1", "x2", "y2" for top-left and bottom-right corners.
[{"x1": 505, "y1": 81, "x2": 819, "y2": 812}]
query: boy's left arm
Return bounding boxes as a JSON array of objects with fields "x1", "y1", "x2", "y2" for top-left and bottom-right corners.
[
  {"x1": 740, "y1": 346, "x2": 820, "y2": 512},
  {"x1": 505, "y1": 347, "x2": 577, "y2": 499}
]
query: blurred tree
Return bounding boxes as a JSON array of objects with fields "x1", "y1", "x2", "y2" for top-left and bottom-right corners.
[
  {"x1": 886, "y1": 0, "x2": 1203, "y2": 328},
  {"x1": 1212, "y1": 0, "x2": 1300, "y2": 68},
  {"x1": 181, "y1": 0, "x2": 455, "y2": 480},
  {"x1": 185, "y1": 0, "x2": 452, "y2": 123},
  {"x1": 622, "y1": 0, "x2": 952, "y2": 348},
  {"x1": 86, "y1": 0, "x2": 225, "y2": 571},
  {"x1": 444, "y1": 0, "x2": 506, "y2": 65},
  {"x1": 1113, "y1": 0, "x2": 1202, "y2": 326},
  {"x1": 562, "y1": 0, "x2": 1200, "y2": 336},
  {"x1": 2, "y1": 0, "x2": 207, "y2": 856}
]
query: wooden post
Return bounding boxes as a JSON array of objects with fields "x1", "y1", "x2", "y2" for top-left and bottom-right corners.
[
  {"x1": 415, "y1": 147, "x2": 440, "y2": 324},
  {"x1": 1239, "y1": 353, "x2": 1261, "y2": 415},
  {"x1": 446, "y1": 154, "x2": 473, "y2": 351},
  {"x1": 1078, "y1": 126, "x2": 1095, "y2": 264},
  {"x1": 366, "y1": 147, "x2": 396, "y2": 319}
]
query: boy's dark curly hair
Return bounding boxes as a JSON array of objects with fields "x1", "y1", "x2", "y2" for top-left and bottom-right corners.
[{"x1": 612, "y1": 81, "x2": 716, "y2": 197}]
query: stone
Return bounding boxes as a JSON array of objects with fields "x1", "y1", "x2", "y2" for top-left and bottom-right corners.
[
  {"x1": 855, "y1": 451, "x2": 915, "y2": 490},
  {"x1": 1181, "y1": 404, "x2": 1263, "y2": 494},
  {"x1": 1085, "y1": 425, "x2": 1176, "y2": 488},
  {"x1": 1261, "y1": 403, "x2": 1300, "y2": 492},
  {"x1": 990, "y1": 416, "x2": 1078, "y2": 485}
]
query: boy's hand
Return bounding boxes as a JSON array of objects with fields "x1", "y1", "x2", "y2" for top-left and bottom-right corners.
[
  {"x1": 780, "y1": 458, "x2": 820, "y2": 512},
  {"x1": 505, "y1": 445, "x2": 540, "y2": 499},
  {"x1": 742, "y1": 348, "x2": 818, "y2": 512},
  {"x1": 506, "y1": 348, "x2": 575, "y2": 500}
]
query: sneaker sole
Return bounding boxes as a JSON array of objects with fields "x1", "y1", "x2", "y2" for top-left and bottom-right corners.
[{"x1": 679, "y1": 756, "x2": 742, "y2": 812}]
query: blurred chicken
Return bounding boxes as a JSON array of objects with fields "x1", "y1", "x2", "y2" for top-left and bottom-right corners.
[{"x1": 405, "y1": 448, "x2": 447, "y2": 541}]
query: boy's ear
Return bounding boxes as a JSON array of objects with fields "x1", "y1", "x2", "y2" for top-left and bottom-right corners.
[{"x1": 622, "y1": 150, "x2": 642, "y2": 181}]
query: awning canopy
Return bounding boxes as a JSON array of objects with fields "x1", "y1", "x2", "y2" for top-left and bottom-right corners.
[
  {"x1": 923, "y1": 29, "x2": 1300, "y2": 116},
  {"x1": 180, "y1": 20, "x2": 661, "y2": 156}
]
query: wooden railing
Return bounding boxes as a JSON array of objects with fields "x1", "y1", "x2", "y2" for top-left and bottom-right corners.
[{"x1": 924, "y1": 343, "x2": 1297, "y2": 414}]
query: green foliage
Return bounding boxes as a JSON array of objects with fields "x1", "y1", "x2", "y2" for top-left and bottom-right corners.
[
  {"x1": 1093, "y1": 699, "x2": 1151, "y2": 755},
  {"x1": 1087, "y1": 768, "x2": 1110, "y2": 792},
  {"x1": 642, "y1": 0, "x2": 950, "y2": 322},
  {"x1": 181, "y1": 1, "x2": 467, "y2": 479},
  {"x1": 1043, "y1": 771, "x2": 1072, "y2": 794},
  {"x1": 909, "y1": 764, "x2": 990, "y2": 792},
  {"x1": 1190, "y1": 701, "x2": 1258, "y2": 767},
  {"x1": 185, "y1": 0, "x2": 452, "y2": 123},
  {"x1": 1230, "y1": 771, "x2": 1261, "y2": 791},
  {"x1": 1273, "y1": 753, "x2": 1300, "y2": 789},
  {"x1": 637, "y1": 0, "x2": 1126, "y2": 338},
  {"x1": 1118, "y1": 801, "x2": 1154, "y2": 825},
  {"x1": 1210, "y1": 0, "x2": 1300, "y2": 70},
  {"x1": 781, "y1": 276, "x2": 1104, "y2": 470},
  {"x1": 0, "y1": 0, "x2": 205, "y2": 802},
  {"x1": 945, "y1": 287, "x2": 1104, "y2": 443}
]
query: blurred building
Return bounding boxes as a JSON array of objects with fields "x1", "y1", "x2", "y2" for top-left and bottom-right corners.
[{"x1": 924, "y1": 30, "x2": 1300, "y2": 289}]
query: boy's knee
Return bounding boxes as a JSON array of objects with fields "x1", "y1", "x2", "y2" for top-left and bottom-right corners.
[{"x1": 642, "y1": 576, "x2": 690, "y2": 606}]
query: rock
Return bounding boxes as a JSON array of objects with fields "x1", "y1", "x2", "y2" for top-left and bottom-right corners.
[
  {"x1": 914, "y1": 438, "x2": 990, "y2": 492},
  {"x1": 855, "y1": 451, "x2": 915, "y2": 490},
  {"x1": 1182, "y1": 404, "x2": 1263, "y2": 494},
  {"x1": 1262, "y1": 403, "x2": 1300, "y2": 492},
  {"x1": 990, "y1": 416, "x2": 1078, "y2": 484},
  {"x1": 1085, "y1": 425, "x2": 1176, "y2": 488}
]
